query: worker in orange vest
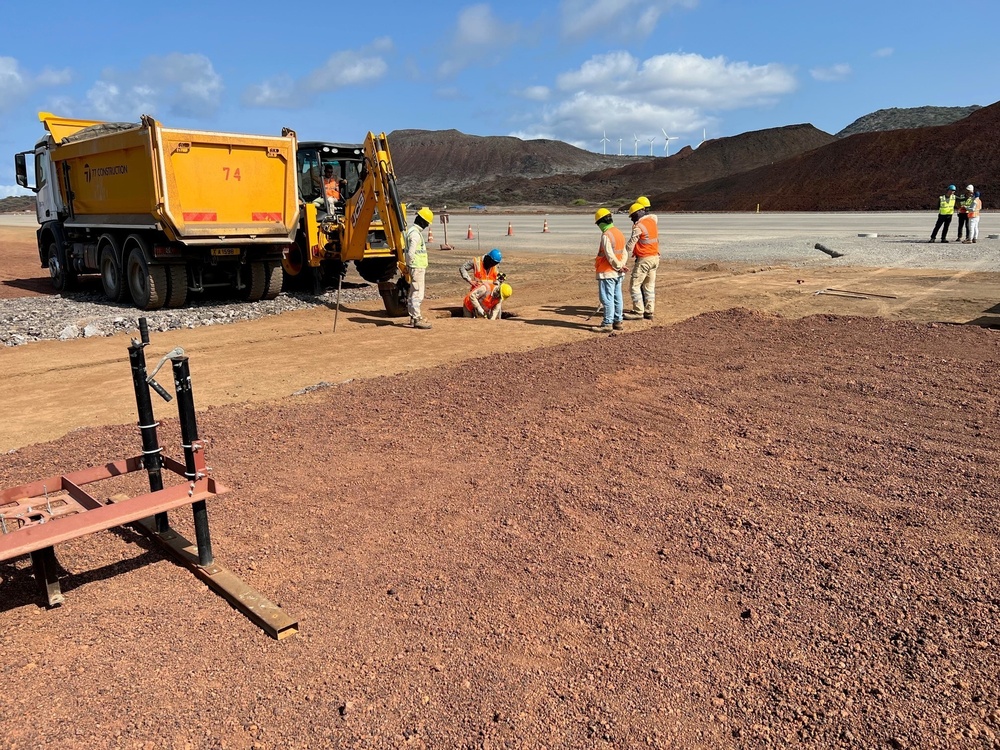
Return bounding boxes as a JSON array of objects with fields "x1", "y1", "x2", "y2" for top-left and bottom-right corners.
[
  {"x1": 314, "y1": 163, "x2": 345, "y2": 213},
  {"x1": 460, "y1": 248, "x2": 502, "y2": 286},
  {"x1": 591, "y1": 208, "x2": 627, "y2": 333},
  {"x1": 622, "y1": 201, "x2": 660, "y2": 321},
  {"x1": 464, "y1": 281, "x2": 512, "y2": 319}
]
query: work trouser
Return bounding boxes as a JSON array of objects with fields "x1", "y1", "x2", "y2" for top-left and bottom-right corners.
[
  {"x1": 407, "y1": 267, "x2": 426, "y2": 320},
  {"x1": 598, "y1": 276, "x2": 624, "y2": 326},
  {"x1": 969, "y1": 216, "x2": 980, "y2": 241},
  {"x1": 956, "y1": 212, "x2": 969, "y2": 240},
  {"x1": 931, "y1": 214, "x2": 952, "y2": 240},
  {"x1": 630, "y1": 255, "x2": 660, "y2": 314}
]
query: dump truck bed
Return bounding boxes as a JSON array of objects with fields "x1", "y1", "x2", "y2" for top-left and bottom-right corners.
[{"x1": 43, "y1": 114, "x2": 298, "y2": 243}]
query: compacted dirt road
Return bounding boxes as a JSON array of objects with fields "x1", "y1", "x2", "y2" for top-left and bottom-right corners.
[{"x1": 2, "y1": 219, "x2": 1000, "y2": 748}]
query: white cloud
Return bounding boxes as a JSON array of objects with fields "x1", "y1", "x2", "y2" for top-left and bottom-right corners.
[
  {"x1": 0, "y1": 57, "x2": 72, "y2": 114},
  {"x1": 82, "y1": 53, "x2": 222, "y2": 120},
  {"x1": 873, "y1": 47, "x2": 894, "y2": 58},
  {"x1": 244, "y1": 38, "x2": 392, "y2": 108},
  {"x1": 518, "y1": 50, "x2": 794, "y2": 147},
  {"x1": 810, "y1": 63, "x2": 852, "y2": 82},
  {"x1": 0, "y1": 184, "x2": 34, "y2": 198},
  {"x1": 560, "y1": 0, "x2": 699, "y2": 40},
  {"x1": 519, "y1": 85, "x2": 551, "y2": 101},
  {"x1": 438, "y1": 4, "x2": 522, "y2": 77}
]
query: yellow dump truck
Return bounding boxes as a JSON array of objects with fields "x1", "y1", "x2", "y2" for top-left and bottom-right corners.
[{"x1": 14, "y1": 112, "x2": 299, "y2": 309}]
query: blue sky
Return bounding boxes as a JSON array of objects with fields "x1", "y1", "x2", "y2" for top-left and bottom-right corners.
[{"x1": 2, "y1": 0, "x2": 998, "y2": 197}]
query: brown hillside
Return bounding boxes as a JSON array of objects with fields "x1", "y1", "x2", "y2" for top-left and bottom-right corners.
[
  {"x1": 656, "y1": 101, "x2": 999, "y2": 212},
  {"x1": 433, "y1": 124, "x2": 836, "y2": 207},
  {"x1": 390, "y1": 129, "x2": 646, "y2": 202}
]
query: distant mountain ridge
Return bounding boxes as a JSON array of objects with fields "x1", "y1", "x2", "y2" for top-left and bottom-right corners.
[{"x1": 836, "y1": 105, "x2": 981, "y2": 137}]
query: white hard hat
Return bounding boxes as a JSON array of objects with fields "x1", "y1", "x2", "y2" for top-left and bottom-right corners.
[{"x1": 966, "y1": 184, "x2": 974, "y2": 191}]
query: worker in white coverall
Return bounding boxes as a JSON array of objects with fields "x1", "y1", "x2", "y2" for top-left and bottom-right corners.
[
  {"x1": 622, "y1": 201, "x2": 660, "y2": 321},
  {"x1": 404, "y1": 207, "x2": 434, "y2": 329}
]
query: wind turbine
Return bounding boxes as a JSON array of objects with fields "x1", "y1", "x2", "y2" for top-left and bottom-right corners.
[
  {"x1": 698, "y1": 128, "x2": 707, "y2": 147},
  {"x1": 632, "y1": 133, "x2": 640, "y2": 156},
  {"x1": 661, "y1": 129, "x2": 679, "y2": 156},
  {"x1": 618, "y1": 138, "x2": 623, "y2": 156},
  {"x1": 647, "y1": 136, "x2": 656, "y2": 156},
  {"x1": 600, "y1": 129, "x2": 610, "y2": 155}
]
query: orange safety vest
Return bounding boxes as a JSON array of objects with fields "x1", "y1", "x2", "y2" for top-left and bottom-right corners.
[
  {"x1": 632, "y1": 215, "x2": 659, "y2": 258},
  {"x1": 324, "y1": 176, "x2": 340, "y2": 202},
  {"x1": 595, "y1": 226, "x2": 626, "y2": 274},
  {"x1": 968, "y1": 197, "x2": 981, "y2": 218},
  {"x1": 464, "y1": 283, "x2": 500, "y2": 313},
  {"x1": 472, "y1": 256, "x2": 499, "y2": 283}
]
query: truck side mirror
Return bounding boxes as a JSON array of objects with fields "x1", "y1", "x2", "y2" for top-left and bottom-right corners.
[{"x1": 14, "y1": 152, "x2": 34, "y2": 191}]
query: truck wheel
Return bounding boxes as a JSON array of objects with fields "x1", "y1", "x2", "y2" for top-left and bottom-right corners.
[
  {"x1": 354, "y1": 257, "x2": 397, "y2": 284},
  {"x1": 126, "y1": 248, "x2": 167, "y2": 310},
  {"x1": 263, "y1": 261, "x2": 283, "y2": 300},
  {"x1": 99, "y1": 243, "x2": 127, "y2": 303},
  {"x1": 240, "y1": 262, "x2": 267, "y2": 302},
  {"x1": 166, "y1": 265, "x2": 189, "y2": 308},
  {"x1": 47, "y1": 241, "x2": 77, "y2": 292}
]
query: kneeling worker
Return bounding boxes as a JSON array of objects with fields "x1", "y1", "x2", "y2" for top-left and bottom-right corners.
[
  {"x1": 464, "y1": 281, "x2": 512, "y2": 319},
  {"x1": 460, "y1": 248, "x2": 502, "y2": 286}
]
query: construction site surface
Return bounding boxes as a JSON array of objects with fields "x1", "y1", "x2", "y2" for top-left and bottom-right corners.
[{"x1": 1, "y1": 213, "x2": 998, "y2": 749}]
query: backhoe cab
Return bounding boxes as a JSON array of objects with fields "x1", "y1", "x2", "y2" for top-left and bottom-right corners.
[{"x1": 283, "y1": 133, "x2": 410, "y2": 316}]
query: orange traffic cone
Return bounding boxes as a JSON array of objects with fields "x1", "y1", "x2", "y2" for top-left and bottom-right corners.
[
  {"x1": 542, "y1": 218, "x2": 549, "y2": 233},
  {"x1": 507, "y1": 221, "x2": 514, "y2": 236},
  {"x1": 467, "y1": 225, "x2": 474, "y2": 240},
  {"x1": 427, "y1": 227, "x2": 434, "y2": 242}
]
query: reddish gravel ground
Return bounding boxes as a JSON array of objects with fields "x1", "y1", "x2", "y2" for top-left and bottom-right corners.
[{"x1": 2, "y1": 309, "x2": 1000, "y2": 749}]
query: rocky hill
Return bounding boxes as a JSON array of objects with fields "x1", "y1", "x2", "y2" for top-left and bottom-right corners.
[
  {"x1": 390, "y1": 129, "x2": 646, "y2": 203},
  {"x1": 836, "y1": 105, "x2": 981, "y2": 137},
  {"x1": 655, "y1": 102, "x2": 996, "y2": 212},
  {"x1": 0, "y1": 195, "x2": 34, "y2": 213}
]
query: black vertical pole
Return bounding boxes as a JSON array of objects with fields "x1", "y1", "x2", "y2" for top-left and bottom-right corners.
[
  {"x1": 172, "y1": 355, "x2": 214, "y2": 566},
  {"x1": 130, "y1": 318, "x2": 168, "y2": 533}
]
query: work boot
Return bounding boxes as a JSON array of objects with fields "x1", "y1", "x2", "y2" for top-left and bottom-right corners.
[
  {"x1": 591, "y1": 324, "x2": 613, "y2": 333},
  {"x1": 643, "y1": 312, "x2": 654, "y2": 320},
  {"x1": 622, "y1": 312, "x2": 643, "y2": 320},
  {"x1": 941, "y1": 239, "x2": 949, "y2": 243},
  {"x1": 612, "y1": 321, "x2": 624, "y2": 331},
  {"x1": 411, "y1": 317, "x2": 432, "y2": 330},
  {"x1": 973, "y1": 239, "x2": 978, "y2": 243}
]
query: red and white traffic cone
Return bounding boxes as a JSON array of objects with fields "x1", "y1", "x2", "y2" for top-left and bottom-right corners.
[
  {"x1": 507, "y1": 221, "x2": 514, "y2": 236},
  {"x1": 427, "y1": 227, "x2": 434, "y2": 242},
  {"x1": 542, "y1": 218, "x2": 549, "y2": 233},
  {"x1": 467, "y1": 225, "x2": 474, "y2": 240}
]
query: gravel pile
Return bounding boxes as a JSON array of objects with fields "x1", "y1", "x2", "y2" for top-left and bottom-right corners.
[{"x1": 0, "y1": 286, "x2": 381, "y2": 347}]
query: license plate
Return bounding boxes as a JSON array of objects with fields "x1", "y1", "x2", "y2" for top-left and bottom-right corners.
[{"x1": 211, "y1": 248, "x2": 240, "y2": 256}]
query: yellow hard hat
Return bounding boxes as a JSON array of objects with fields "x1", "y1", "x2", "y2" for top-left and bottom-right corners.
[
  {"x1": 499, "y1": 282, "x2": 513, "y2": 300},
  {"x1": 417, "y1": 207, "x2": 434, "y2": 224},
  {"x1": 636, "y1": 196, "x2": 651, "y2": 208},
  {"x1": 629, "y1": 202, "x2": 645, "y2": 216},
  {"x1": 594, "y1": 207, "x2": 612, "y2": 223}
]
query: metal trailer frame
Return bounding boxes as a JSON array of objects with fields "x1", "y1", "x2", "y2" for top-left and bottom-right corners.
[{"x1": 0, "y1": 319, "x2": 298, "y2": 640}]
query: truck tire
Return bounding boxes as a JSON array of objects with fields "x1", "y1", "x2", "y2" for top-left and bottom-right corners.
[
  {"x1": 126, "y1": 248, "x2": 167, "y2": 310},
  {"x1": 99, "y1": 238, "x2": 127, "y2": 303},
  {"x1": 355, "y1": 257, "x2": 397, "y2": 284},
  {"x1": 240, "y1": 261, "x2": 267, "y2": 302},
  {"x1": 263, "y1": 261, "x2": 283, "y2": 300},
  {"x1": 166, "y1": 264, "x2": 189, "y2": 308},
  {"x1": 47, "y1": 240, "x2": 77, "y2": 292}
]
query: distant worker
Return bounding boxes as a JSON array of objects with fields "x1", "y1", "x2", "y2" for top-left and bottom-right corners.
[
  {"x1": 464, "y1": 281, "x2": 512, "y2": 319},
  {"x1": 956, "y1": 185, "x2": 973, "y2": 242},
  {"x1": 460, "y1": 248, "x2": 502, "y2": 286},
  {"x1": 404, "y1": 207, "x2": 434, "y2": 329},
  {"x1": 622, "y1": 201, "x2": 660, "y2": 321},
  {"x1": 929, "y1": 184, "x2": 957, "y2": 243},
  {"x1": 591, "y1": 208, "x2": 627, "y2": 333},
  {"x1": 966, "y1": 191, "x2": 982, "y2": 244},
  {"x1": 315, "y1": 163, "x2": 345, "y2": 212}
]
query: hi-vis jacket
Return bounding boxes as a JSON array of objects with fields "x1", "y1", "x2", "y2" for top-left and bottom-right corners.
[
  {"x1": 938, "y1": 195, "x2": 956, "y2": 215},
  {"x1": 405, "y1": 224, "x2": 428, "y2": 269},
  {"x1": 595, "y1": 225, "x2": 626, "y2": 278},
  {"x1": 626, "y1": 215, "x2": 660, "y2": 258}
]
